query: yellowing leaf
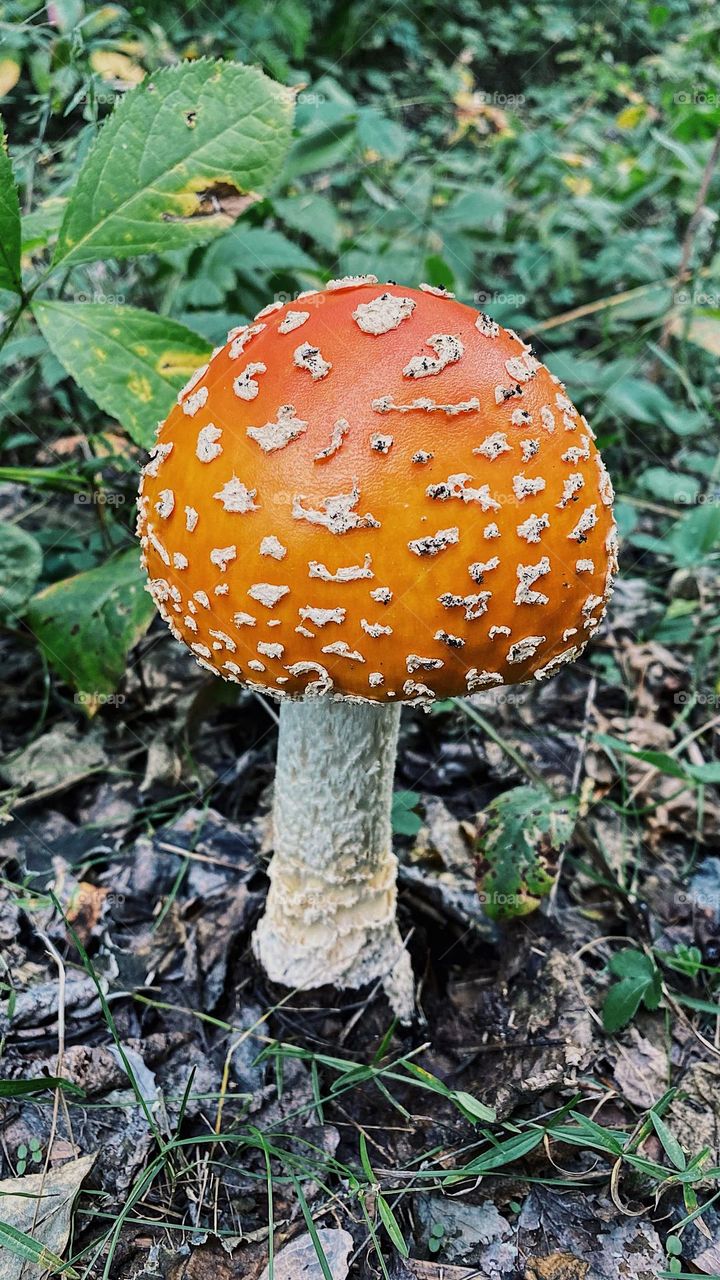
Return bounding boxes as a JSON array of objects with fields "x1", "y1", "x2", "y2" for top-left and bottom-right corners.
[
  {"x1": 560, "y1": 151, "x2": 590, "y2": 168},
  {"x1": 89, "y1": 49, "x2": 145, "y2": 84},
  {"x1": 563, "y1": 174, "x2": 593, "y2": 196},
  {"x1": 616, "y1": 103, "x2": 648, "y2": 129},
  {"x1": 669, "y1": 310, "x2": 720, "y2": 356},
  {"x1": 0, "y1": 58, "x2": 20, "y2": 97}
]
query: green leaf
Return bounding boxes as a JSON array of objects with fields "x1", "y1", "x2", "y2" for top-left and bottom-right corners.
[
  {"x1": 378, "y1": 1196, "x2": 409, "y2": 1257},
  {"x1": 33, "y1": 301, "x2": 210, "y2": 447},
  {"x1": 476, "y1": 785, "x2": 577, "y2": 920},
  {"x1": 451, "y1": 1090, "x2": 497, "y2": 1124},
  {"x1": 639, "y1": 466, "x2": 700, "y2": 505},
  {"x1": 608, "y1": 948, "x2": 655, "y2": 980},
  {"x1": 650, "y1": 1112, "x2": 687, "y2": 1171},
  {"x1": 0, "y1": 1078, "x2": 84, "y2": 1098},
  {"x1": 26, "y1": 547, "x2": 154, "y2": 709},
  {"x1": 0, "y1": 1221, "x2": 79, "y2": 1278},
  {"x1": 602, "y1": 977, "x2": 647, "y2": 1033},
  {"x1": 0, "y1": 522, "x2": 43, "y2": 621},
  {"x1": 53, "y1": 59, "x2": 293, "y2": 266},
  {"x1": 391, "y1": 790, "x2": 423, "y2": 837},
  {"x1": 0, "y1": 126, "x2": 22, "y2": 295}
]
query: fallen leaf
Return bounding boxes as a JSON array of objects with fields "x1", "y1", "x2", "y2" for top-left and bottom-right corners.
[
  {"x1": 258, "y1": 1228, "x2": 353, "y2": 1280},
  {"x1": 613, "y1": 1028, "x2": 668, "y2": 1109},
  {"x1": 0, "y1": 1153, "x2": 96, "y2": 1280}
]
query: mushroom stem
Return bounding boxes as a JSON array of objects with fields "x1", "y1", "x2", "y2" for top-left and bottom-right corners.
[{"x1": 252, "y1": 698, "x2": 414, "y2": 1019}]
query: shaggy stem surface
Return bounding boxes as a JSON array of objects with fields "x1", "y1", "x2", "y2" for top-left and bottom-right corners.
[{"x1": 252, "y1": 698, "x2": 414, "y2": 1019}]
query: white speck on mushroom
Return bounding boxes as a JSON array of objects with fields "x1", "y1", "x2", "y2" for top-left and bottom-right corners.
[
  {"x1": 488, "y1": 625, "x2": 511, "y2": 639},
  {"x1": 285, "y1": 660, "x2": 334, "y2": 695},
  {"x1": 309, "y1": 554, "x2": 374, "y2": 582},
  {"x1": 294, "y1": 341, "x2": 332, "y2": 380},
  {"x1": 408, "y1": 526, "x2": 459, "y2": 557},
  {"x1": 596, "y1": 455, "x2": 614, "y2": 506},
  {"x1": 327, "y1": 274, "x2": 379, "y2": 290},
  {"x1": 213, "y1": 476, "x2": 259, "y2": 513},
  {"x1": 196, "y1": 423, "x2": 223, "y2": 462},
  {"x1": 563, "y1": 413, "x2": 577, "y2": 432},
  {"x1": 258, "y1": 641, "x2": 284, "y2": 659},
  {"x1": 534, "y1": 646, "x2": 580, "y2": 681},
  {"x1": 233, "y1": 612, "x2": 256, "y2": 627},
  {"x1": 353, "y1": 292, "x2": 415, "y2": 334},
  {"x1": 184, "y1": 615, "x2": 198, "y2": 632},
  {"x1": 155, "y1": 488, "x2": 174, "y2": 519},
  {"x1": 568, "y1": 505, "x2": 598, "y2": 542},
  {"x1": 214, "y1": 583, "x2": 228, "y2": 595},
  {"x1": 370, "y1": 433, "x2": 393, "y2": 453},
  {"x1": 563, "y1": 627, "x2": 578, "y2": 641},
  {"x1": 368, "y1": 672, "x2": 384, "y2": 687},
  {"x1": 370, "y1": 586, "x2": 392, "y2": 604},
  {"x1": 562, "y1": 436, "x2": 590, "y2": 464},
  {"x1": 403, "y1": 333, "x2": 464, "y2": 379},
  {"x1": 557, "y1": 473, "x2": 584, "y2": 509},
  {"x1": 191, "y1": 643, "x2": 212, "y2": 659},
  {"x1": 248, "y1": 659, "x2": 266, "y2": 673},
  {"x1": 228, "y1": 323, "x2": 265, "y2": 358},
  {"x1": 426, "y1": 474, "x2": 501, "y2": 510},
  {"x1": 296, "y1": 625, "x2": 315, "y2": 638},
  {"x1": 520, "y1": 438, "x2": 540, "y2": 462},
  {"x1": 540, "y1": 406, "x2": 555, "y2": 434},
  {"x1": 467, "y1": 669, "x2": 503, "y2": 690},
  {"x1": 412, "y1": 450, "x2": 434, "y2": 464},
  {"x1": 517, "y1": 513, "x2": 549, "y2": 543},
  {"x1": 513, "y1": 474, "x2": 546, "y2": 500},
  {"x1": 419, "y1": 282, "x2": 455, "y2": 297},
  {"x1": 293, "y1": 483, "x2": 379, "y2": 535},
  {"x1": 511, "y1": 408, "x2": 532, "y2": 427},
  {"x1": 278, "y1": 310, "x2": 310, "y2": 334},
  {"x1": 373, "y1": 395, "x2": 480, "y2": 415},
  {"x1": 144, "y1": 442, "x2": 173, "y2": 478},
  {"x1": 438, "y1": 591, "x2": 491, "y2": 621},
  {"x1": 484, "y1": 523, "x2": 500, "y2": 539},
  {"x1": 223, "y1": 661, "x2": 243, "y2": 679},
  {"x1": 435, "y1": 630, "x2": 464, "y2": 648},
  {"x1": 210, "y1": 545, "x2": 237, "y2": 572},
  {"x1": 507, "y1": 635, "x2": 546, "y2": 663},
  {"x1": 407, "y1": 654, "x2": 444, "y2": 673},
  {"x1": 194, "y1": 590, "x2": 210, "y2": 608},
  {"x1": 247, "y1": 403, "x2": 308, "y2": 452},
  {"x1": 182, "y1": 385, "x2": 209, "y2": 417},
  {"x1": 260, "y1": 535, "x2": 287, "y2": 560},
  {"x1": 299, "y1": 606, "x2": 346, "y2": 627},
  {"x1": 248, "y1": 583, "x2": 289, "y2": 608},
  {"x1": 177, "y1": 363, "x2": 208, "y2": 406},
  {"x1": 185, "y1": 506, "x2": 198, "y2": 532},
  {"x1": 172, "y1": 552, "x2": 188, "y2": 570},
  {"x1": 505, "y1": 352, "x2": 540, "y2": 382},
  {"x1": 495, "y1": 384, "x2": 523, "y2": 404},
  {"x1": 556, "y1": 393, "x2": 575, "y2": 414},
  {"x1": 475, "y1": 313, "x2": 500, "y2": 337},
  {"x1": 256, "y1": 299, "x2": 285, "y2": 320},
  {"x1": 322, "y1": 641, "x2": 365, "y2": 662},
  {"x1": 473, "y1": 432, "x2": 511, "y2": 460},
  {"x1": 209, "y1": 629, "x2": 236, "y2": 651},
  {"x1": 361, "y1": 618, "x2": 392, "y2": 637},
  {"x1": 468, "y1": 557, "x2": 500, "y2": 582},
  {"x1": 515, "y1": 556, "x2": 550, "y2": 605},
  {"x1": 147, "y1": 528, "x2": 170, "y2": 566},
  {"x1": 402, "y1": 680, "x2": 436, "y2": 702},
  {"x1": 314, "y1": 417, "x2": 350, "y2": 462},
  {"x1": 267, "y1": 618, "x2": 281, "y2": 627},
  {"x1": 582, "y1": 594, "x2": 604, "y2": 627},
  {"x1": 233, "y1": 361, "x2": 266, "y2": 401}
]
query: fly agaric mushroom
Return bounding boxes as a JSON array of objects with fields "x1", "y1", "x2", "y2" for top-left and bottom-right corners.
[{"x1": 137, "y1": 277, "x2": 617, "y2": 1017}]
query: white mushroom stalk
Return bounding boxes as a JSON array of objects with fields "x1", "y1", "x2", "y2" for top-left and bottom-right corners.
[{"x1": 252, "y1": 698, "x2": 414, "y2": 1018}]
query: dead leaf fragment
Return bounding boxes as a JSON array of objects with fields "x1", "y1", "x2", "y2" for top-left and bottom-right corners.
[
  {"x1": 258, "y1": 1227, "x2": 353, "y2": 1280},
  {"x1": 0, "y1": 1152, "x2": 96, "y2": 1280}
]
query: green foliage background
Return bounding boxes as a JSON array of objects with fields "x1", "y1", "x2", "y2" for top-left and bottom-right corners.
[{"x1": 0, "y1": 0, "x2": 718, "y2": 701}]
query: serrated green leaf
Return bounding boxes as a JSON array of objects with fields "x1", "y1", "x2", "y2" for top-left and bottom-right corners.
[
  {"x1": 0, "y1": 521, "x2": 43, "y2": 621},
  {"x1": 0, "y1": 126, "x2": 22, "y2": 294},
  {"x1": 26, "y1": 548, "x2": 154, "y2": 709},
  {"x1": 608, "y1": 948, "x2": 655, "y2": 980},
  {"x1": 53, "y1": 59, "x2": 293, "y2": 266},
  {"x1": 33, "y1": 301, "x2": 210, "y2": 447},
  {"x1": 476, "y1": 785, "x2": 577, "y2": 920}
]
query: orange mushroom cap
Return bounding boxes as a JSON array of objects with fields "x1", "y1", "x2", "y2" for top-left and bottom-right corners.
[{"x1": 137, "y1": 278, "x2": 617, "y2": 704}]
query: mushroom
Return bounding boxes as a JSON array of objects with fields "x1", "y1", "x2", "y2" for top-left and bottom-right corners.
[{"x1": 137, "y1": 278, "x2": 617, "y2": 1018}]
